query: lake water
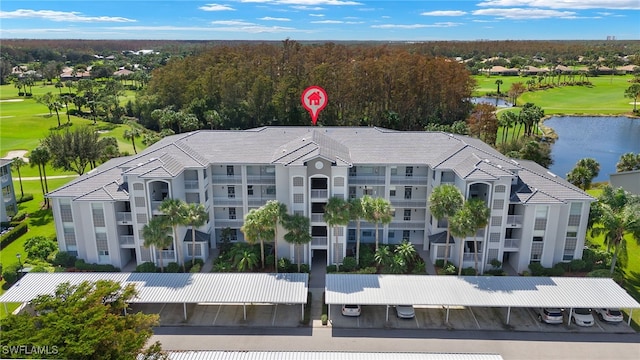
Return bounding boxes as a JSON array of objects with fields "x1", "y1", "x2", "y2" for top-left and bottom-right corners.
[
  {"x1": 471, "y1": 97, "x2": 512, "y2": 107},
  {"x1": 544, "y1": 116, "x2": 640, "y2": 182}
]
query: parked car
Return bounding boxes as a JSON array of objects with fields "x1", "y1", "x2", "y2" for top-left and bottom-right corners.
[
  {"x1": 537, "y1": 308, "x2": 564, "y2": 324},
  {"x1": 571, "y1": 308, "x2": 595, "y2": 327},
  {"x1": 595, "y1": 308, "x2": 623, "y2": 323},
  {"x1": 395, "y1": 305, "x2": 415, "y2": 319},
  {"x1": 341, "y1": 304, "x2": 361, "y2": 317}
]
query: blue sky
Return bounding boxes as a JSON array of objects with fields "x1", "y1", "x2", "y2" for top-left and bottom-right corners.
[{"x1": 1, "y1": 0, "x2": 638, "y2": 41}]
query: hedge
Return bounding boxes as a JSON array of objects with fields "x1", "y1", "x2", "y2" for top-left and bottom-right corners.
[
  {"x1": 16, "y1": 194, "x2": 33, "y2": 204},
  {"x1": 73, "y1": 259, "x2": 119, "y2": 272},
  {"x1": 0, "y1": 222, "x2": 28, "y2": 249}
]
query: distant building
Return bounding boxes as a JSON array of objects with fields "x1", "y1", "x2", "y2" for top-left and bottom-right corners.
[
  {"x1": 48, "y1": 127, "x2": 594, "y2": 274},
  {"x1": 0, "y1": 159, "x2": 17, "y2": 222},
  {"x1": 610, "y1": 170, "x2": 640, "y2": 195}
]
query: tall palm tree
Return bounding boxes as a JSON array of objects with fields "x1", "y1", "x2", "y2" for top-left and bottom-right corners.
[
  {"x1": 449, "y1": 205, "x2": 476, "y2": 275},
  {"x1": 624, "y1": 83, "x2": 640, "y2": 112},
  {"x1": 283, "y1": 213, "x2": 312, "y2": 272},
  {"x1": 262, "y1": 200, "x2": 287, "y2": 272},
  {"x1": 11, "y1": 157, "x2": 26, "y2": 199},
  {"x1": 142, "y1": 216, "x2": 173, "y2": 272},
  {"x1": 159, "y1": 198, "x2": 187, "y2": 271},
  {"x1": 616, "y1": 152, "x2": 640, "y2": 172},
  {"x1": 29, "y1": 146, "x2": 51, "y2": 208},
  {"x1": 361, "y1": 196, "x2": 393, "y2": 251},
  {"x1": 182, "y1": 203, "x2": 209, "y2": 267},
  {"x1": 467, "y1": 199, "x2": 491, "y2": 274},
  {"x1": 494, "y1": 79, "x2": 503, "y2": 94},
  {"x1": 590, "y1": 186, "x2": 640, "y2": 274},
  {"x1": 429, "y1": 184, "x2": 464, "y2": 267},
  {"x1": 348, "y1": 197, "x2": 364, "y2": 265},
  {"x1": 241, "y1": 208, "x2": 274, "y2": 269},
  {"x1": 323, "y1": 197, "x2": 351, "y2": 270}
]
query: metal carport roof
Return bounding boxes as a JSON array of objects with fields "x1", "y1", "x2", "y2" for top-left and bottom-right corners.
[
  {"x1": 325, "y1": 274, "x2": 640, "y2": 309},
  {"x1": 142, "y1": 351, "x2": 503, "y2": 360},
  {"x1": 0, "y1": 272, "x2": 308, "y2": 304}
]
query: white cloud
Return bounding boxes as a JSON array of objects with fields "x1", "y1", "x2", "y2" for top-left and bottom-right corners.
[
  {"x1": 477, "y1": 0, "x2": 640, "y2": 10},
  {"x1": 421, "y1": 10, "x2": 467, "y2": 16},
  {"x1": 199, "y1": 4, "x2": 236, "y2": 11},
  {"x1": 291, "y1": 6, "x2": 325, "y2": 10},
  {"x1": 0, "y1": 9, "x2": 136, "y2": 22},
  {"x1": 311, "y1": 20, "x2": 343, "y2": 23},
  {"x1": 309, "y1": 13, "x2": 325, "y2": 17},
  {"x1": 371, "y1": 22, "x2": 461, "y2": 29},
  {"x1": 236, "y1": 0, "x2": 361, "y2": 5},
  {"x1": 473, "y1": 8, "x2": 578, "y2": 19},
  {"x1": 111, "y1": 24, "x2": 296, "y2": 34},
  {"x1": 211, "y1": 20, "x2": 256, "y2": 26},
  {"x1": 259, "y1": 16, "x2": 291, "y2": 21}
]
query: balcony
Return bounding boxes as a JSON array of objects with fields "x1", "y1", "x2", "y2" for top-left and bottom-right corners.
[
  {"x1": 311, "y1": 213, "x2": 325, "y2": 223},
  {"x1": 184, "y1": 180, "x2": 199, "y2": 190},
  {"x1": 212, "y1": 197, "x2": 243, "y2": 206},
  {"x1": 348, "y1": 175, "x2": 385, "y2": 185},
  {"x1": 389, "y1": 199, "x2": 427, "y2": 208},
  {"x1": 156, "y1": 250, "x2": 175, "y2": 260},
  {"x1": 311, "y1": 189, "x2": 328, "y2": 199},
  {"x1": 506, "y1": 215, "x2": 523, "y2": 227},
  {"x1": 247, "y1": 196, "x2": 276, "y2": 206},
  {"x1": 246, "y1": 175, "x2": 276, "y2": 185},
  {"x1": 388, "y1": 221, "x2": 426, "y2": 229},
  {"x1": 390, "y1": 175, "x2": 428, "y2": 185},
  {"x1": 214, "y1": 218, "x2": 244, "y2": 227},
  {"x1": 311, "y1": 237, "x2": 328, "y2": 246},
  {"x1": 116, "y1": 212, "x2": 132, "y2": 223},
  {"x1": 211, "y1": 175, "x2": 242, "y2": 184},
  {"x1": 463, "y1": 252, "x2": 483, "y2": 261},
  {"x1": 119, "y1": 235, "x2": 135, "y2": 246},
  {"x1": 503, "y1": 239, "x2": 520, "y2": 249}
]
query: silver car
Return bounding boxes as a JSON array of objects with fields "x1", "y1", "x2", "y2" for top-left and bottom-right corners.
[
  {"x1": 571, "y1": 308, "x2": 595, "y2": 327},
  {"x1": 341, "y1": 304, "x2": 361, "y2": 317},
  {"x1": 395, "y1": 305, "x2": 415, "y2": 319}
]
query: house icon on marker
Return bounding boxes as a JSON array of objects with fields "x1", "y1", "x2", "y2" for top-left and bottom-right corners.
[{"x1": 307, "y1": 91, "x2": 322, "y2": 105}]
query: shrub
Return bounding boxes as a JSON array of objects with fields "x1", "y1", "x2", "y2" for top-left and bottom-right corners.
[
  {"x1": 490, "y1": 259, "x2": 502, "y2": 268},
  {"x1": 321, "y1": 314, "x2": 328, "y2": 325},
  {"x1": 326, "y1": 265, "x2": 337, "y2": 273},
  {"x1": 24, "y1": 236, "x2": 58, "y2": 260},
  {"x1": 412, "y1": 260, "x2": 427, "y2": 274},
  {"x1": 549, "y1": 263, "x2": 566, "y2": 276},
  {"x1": 2, "y1": 263, "x2": 22, "y2": 284},
  {"x1": 73, "y1": 259, "x2": 119, "y2": 272},
  {"x1": 461, "y1": 267, "x2": 477, "y2": 275},
  {"x1": 136, "y1": 262, "x2": 157, "y2": 273},
  {"x1": 439, "y1": 264, "x2": 457, "y2": 275},
  {"x1": 52, "y1": 251, "x2": 77, "y2": 267},
  {"x1": 265, "y1": 254, "x2": 275, "y2": 269},
  {"x1": 213, "y1": 260, "x2": 233, "y2": 272},
  {"x1": 299, "y1": 264, "x2": 310, "y2": 273},
  {"x1": 358, "y1": 245, "x2": 376, "y2": 268},
  {"x1": 0, "y1": 222, "x2": 28, "y2": 249},
  {"x1": 355, "y1": 266, "x2": 377, "y2": 274},
  {"x1": 277, "y1": 257, "x2": 292, "y2": 272},
  {"x1": 484, "y1": 269, "x2": 507, "y2": 276},
  {"x1": 435, "y1": 259, "x2": 445, "y2": 268},
  {"x1": 166, "y1": 262, "x2": 180, "y2": 273},
  {"x1": 11, "y1": 211, "x2": 27, "y2": 222},
  {"x1": 185, "y1": 258, "x2": 205, "y2": 272},
  {"x1": 30, "y1": 265, "x2": 50, "y2": 273},
  {"x1": 569, "y1": 259, "x2": 587, "y2": 272},
  {"x1": 189, "y1": 263, "x2": 202, "y2": 273},
  {"x1": 582, "y1": 248, "x2": 611, "y2": 271},
  {"x1": 528, "y1": 262, "x2": 545, "y2": 276},
  {"x1": 341, "y1": 257, "x2": 357, "y2": 272},
  {"x1": 16, "y1": 194, "x2": 33, "y2": 204}
]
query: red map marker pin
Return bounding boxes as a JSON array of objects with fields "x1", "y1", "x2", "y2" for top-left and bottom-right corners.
[{"x1": 301, "y1": 86, "x2": 328, "y2": 125}]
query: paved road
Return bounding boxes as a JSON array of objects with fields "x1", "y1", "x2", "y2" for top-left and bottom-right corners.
[{"x1": 152, "y1": 326, "x2": 640, "y2": 360}]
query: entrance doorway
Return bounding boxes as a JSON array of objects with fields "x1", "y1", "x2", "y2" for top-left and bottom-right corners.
[{"x1": 309, "y1": 250, "x2": 327, "y2": 288}]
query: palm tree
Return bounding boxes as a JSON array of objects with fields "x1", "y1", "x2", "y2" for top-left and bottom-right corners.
[
  {"x1": 429, "y1": 184, "x2": 464, "y2": 267},
  {"x1": 395, "y1": 240, "x2": 417, "y2": 265},
  {"x1": 182, "y1": 203, "x2": 209, "y2": 267},
  {"x1": 29, "y1": 146, "x2": 51, "y2": 208},
  {"x1": 624, "y1": 84, "x2": 640, "y2": 112},
  {"x1": 124, "y1": 125, "x2": 141, "y2": 154},
  {"x1": 616, "y1": 152, "x2": 640, "y2": 172},
  {"x1": 449, "y1": 205, "x2": 476, "y2": 275},
  {"x1": 499, "y1": 111, "x2": 517, "y2": 143},
  {"x1": 241, "y1": 208, "x2": 274, "y2": 269},
  {"x1": 262, "y1": 200, "x2": 287, "y2": 272},
  {"x1": 494, "y1": 79, "x2": 503, "y2": 94},
  {"x1": 361, "y1": 195, "x2": 393, "y2": 252},
  {"x1": 142, "y1": 216, "x2": 173, "y2": 272},
  {"x1": 11, "y1": 157, "x2": 26, "y2": 199},
  {"x1": 324, "y1": 196, "x2": 351, "y2": 270},
  {"x1": 233, "y1": 249, "x2": 259, "y2": 272},
  {"x1": 467, "y1": 199, "x2": 491, "y2": 274},
  {"x1": 283, "y1": 213, "x2": 312, "y2": 272},
  {"x1": 159, "y1": 198, "x2": 186, "y2": 271},
  {"x1": 567, "y1": 158, "x2": 600, "y2": 190},
  {"x1": 590, "y1": 186, "x2": 640, "y2": 274},
  {"x1": 348, "y1": 198, "x2": 364, "y2": 265}
]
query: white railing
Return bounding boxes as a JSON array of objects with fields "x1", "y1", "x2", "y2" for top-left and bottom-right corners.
[
  {"x1": 212, "y1": 197, "x2": 243, "y2": 206},
  {"x1": 119, "y1": 235, "x2": 135, "y2": 245},
  {"x1": 246, "y1": 175, "x2": 276, "y2": 184},
  {"x1": 390, "y1": 199, "x2": 427, "y2": 207},
  {"x1": 116, "y1": 212, "x2": 132, "y2": 222},
  {"x1": 388, "y1": 221, "x2": 425, "y2": 229},
  {"x1": 503, "y1": 239, "x2": 520, "y2": 248},
  {"x1": 390, "y1": 175, "x2": 428, "y2": 184},
  {"x1": 348, "y1": 175, "x2": 386, "y2": 184},
  {"x1": 506, "y1": 215, "x2": 523, "y2": 226},
  {"x1": 463, "y1": 252, "x2": 482, "y2": 261},
  {"x1": 184, "y1": 180, "x2": 199, "y2": 189},
  {"x1": 211, "y1": 175, "x2": 242, "y2": 184},
  {"x1": 311, "y1": 213, "x2": 325, "y2": 222},
  {"x1": 311, "y1": 237, "x2": 328, "y2": 246},
  {"x1": 310, "y1": 189, "x2": 328, "y2": 198},
  {"x1": 215, "y1": 219, "x2": 243, "y2": 227},
  {"x1": 247, "y1": 196, "x2": 276, "y2": 206},
  {"x1": 157, "y1": 250, "x2": 175, "y2": 260}
]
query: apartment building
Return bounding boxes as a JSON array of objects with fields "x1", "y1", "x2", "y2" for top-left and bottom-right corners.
[
  {"x1": 47, "y1": 127, "x2": 593, "y2": 274},
  {"x1": 0, "y1": 159, "x2": 17, "y2": 223}
]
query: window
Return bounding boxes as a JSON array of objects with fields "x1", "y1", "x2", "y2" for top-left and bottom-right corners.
[
  {"x1": 437, "y1": 218, "x2": 448, "y2": 228},
  {"x1": 533, "y1": 236, "x2": 544, "y2": 242},
  {"x1": 493, "y1": 199, "x2": 504, "y2": 210},
  {"x1": 136, "y1": 213, "x2": 148, "y2": 224},
  {"x1": 294, "y1": 210, "x2": 304, "y2": 216},
  {"x1": 403, "y1": 230, "x2": 410, "y2": 240},
  {"x1": 247, "y1": 185, "x2": 254, "y2": 196},
  {"x1": 293, "y1": 177, "x2": 304, "y2": 187},
  {"x1": 530, "y1": 242, "x2": 543, "y2": 262},
  {"x1": 391, "y1": 167, "x2": 397, "y2": 176},
  {"x1": 133, "y1": 183, "x2": 144, "y2": 191},
  {"x1": 334, "y1": 177, "x2": 344, "y2": 187},
  {"x1": 491, "y1": 216, "x2": 502, "y2": 227},
  {"x1": 229, "y1": 208, "x2": 236, "y2": 220},
  {"x1": 134, "y1": 196, "x2": 146, "y2": 207},
  {"x1": 404, "y1": 187, "x2": 412, "y2": 200},
  {"x1": 487, "y1": 249, "x2": 499, "y2": 264},
  {"x1": 203, "y1": 168, "x2": 207, "y2": 179},
  {"x1": 489, "y1": 232, "x2": 500, "y2": 242},
  {"x1": 293, "y1": 193, "x2": 304, "y2": 203},
  {"x1": 349, "y1": 167, "x2": 357, "y2": 176},
  {"x1": 348, "y1": 229, "x2": 356, "y2": 241},
  {"x1": 363, "y1": 187, "x2": 373, "y2": 196},
  {"x1": 405, "y1": 166, "x2": 413, "y2": 177},
  {"x1": 227, "y1": 166, "x2": 234, "y2": 176},
  {"x1": 349, "y1": 187, "x2": 356, "y2": 199},
  {"x1": 92, "y1": 204, "x2": 105, "y2": 227},
  {"x1": 389, "y1": 186, "x2": 396, "y2": 197},
  {"x1": 265, "y1": 186, "x2": 276, "y2": 195},
  {"x1": 534, "y1": 218, "x2": 547, "y2": 230},
  {"x1": 494, "y1": 185, "x2": 506, "y2": 193},
  {"x1": 566, "y1": 231, "x2": 577, "y2": 238},
  {"x1": 441, "y1": 171, "x2": 455, "y2": 183},
  {"x1": 403, "y1": 209, "x2": 411, "y2": 221},
  {"x1": 388, "y1": 231, "x2": 395, "y2": 239},
  {"x1": 60, "y1": 202, "x2": 73, "y2": 222},
  {"x1": 228, "y1": 186, "x2": 235, "y2": 198},
  {"x1": 229, "y1": 229, "x2": 238, "y2": 242},
  {"x1": 205, "y1": 190, "x2": 209, "y2": 202}
]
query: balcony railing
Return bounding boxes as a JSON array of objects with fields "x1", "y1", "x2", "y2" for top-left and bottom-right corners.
[
  {"x1": 156, "y1": 250, "x2": 175, "y2": 260},
  {"x1": 311, "y1": 189, "x2": 328, "y2": 199},
  {"x1": 151, "y1": 201, "x2": 163, "y2": 212},
  {"x1": 388, "y1": 221, "x2": 426, "y2": 229},
  {"x1": 116, "y1": 212, "x2": 132, "y2": 223},
  {"x1": 211, "y1": 175, "x2": 242, "y2": 184},
  {"x1": 311, "y1": 236, "x2": 328, "y2": 246},
  {"x1": 389, "y1": 175, "x2": 428, "y2": 185},
  {"x1": 214, "y1": 219, "x2": 244, "y2": 227},
  {"x1": 389, "y1": 199, "x2": 427, "y2": 208},
  {"x1": 184, "y1": 180, "x2": 199, "y2": 189},
  {"x1": 311, "y1": 213, "x2": 325, "y2": 222},
  {"x1": 119, "y1": 235, "x2": 135, "y2": 245},
  {"x1": 247, "y1": 196, "x2": 276, "y2": 206},
  {"x1": 463, "y1": 252, "x2": 482, "y2": 261},
  {"x1": 503, "y1": 239, "x2": 520, "y2": 248},
  {"x1": 348, "y1": 175, "x2": 385, "y2": 185},
  {"x1": 506, "y1": 215, "x2": 523, "y2": 226},
  {"x1": 246, "y1": 175, "x2": 276, "y2": 184},
  {"x1": 212, "y1": 197, "x2": 243, "y2": 206}
]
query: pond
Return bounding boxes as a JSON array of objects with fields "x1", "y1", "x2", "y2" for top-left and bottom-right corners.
[
  {"x1": 544, "y1": 116, "x2": 640, "y2": 182},
  {"x1": 471, "y1": 97, "x2": 512, "y2": 108}
]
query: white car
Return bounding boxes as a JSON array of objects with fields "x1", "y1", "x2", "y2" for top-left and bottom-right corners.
[
  {"x1": 595, "y1": 308, "x2": 623, "y2": 323},
  {"x1": 537, "y1": 308, "x2": 564, "y2": 324},
  {"x1": 395, "y1": 305, "x2": 415, "y2": 319},
  {"x1": 341, "y1": 304, "x2": 361, "y2": 317},
  {"x1": 571, "y1": 308, "x2": 595, "y2": 327}
]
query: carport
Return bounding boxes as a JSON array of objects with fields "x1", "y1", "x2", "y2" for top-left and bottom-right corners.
[
  {"x1": 0, "y1": 272, "x2": 308, "y2": 321},
  {"x1": 143, "y1": 351, "x2": 503, "y2": 360},
  {"x1": 325, "y1": 274, "x2": 640, "y2": 325}
]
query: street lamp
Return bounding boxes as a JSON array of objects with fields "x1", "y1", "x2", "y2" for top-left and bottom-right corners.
[{"x1": 16, "y1": 253, "x2": 23, "y2": 279}]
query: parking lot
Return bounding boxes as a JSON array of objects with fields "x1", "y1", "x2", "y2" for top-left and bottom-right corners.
[{"x1": 329, "y1": 305, "x2": 636, "y2": 333}]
